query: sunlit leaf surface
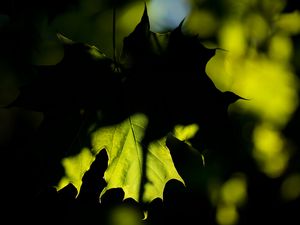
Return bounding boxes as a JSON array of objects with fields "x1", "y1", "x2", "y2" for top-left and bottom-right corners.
[
  {"x1": 2, "y1": 0, "x2": 300, "y2": 224},
  {"x1": 58, "y1": 147, "x2": 95, "y2": 194},
  {"x1": 93, "y1": 113, "x2": 184, "y2": 202},
  {"x1": 59, "y1": 113, "x2": 184, "y2": 202}
]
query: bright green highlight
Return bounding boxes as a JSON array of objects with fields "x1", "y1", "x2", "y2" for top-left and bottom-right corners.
[
  {"x1": 57, "y1": 147, "x2": 95, "y2": 193},
  {"x1": 57, "y1": 113, "x2": 191, "y2": 203},
  {"x1": 215, "y1": 173, "x2": 247, "y2": 225},
  {"x1": 144, "y1": 136, "x2": 184, "y2": 202},
  {"x1": 92, "y1": 113, "x2": 183, "y2": 203},
  {"x1": 216, "y1": 204, "x2": 239, "y2": 225},
  {"x1": 173, "y1": 123, "x2": 199, "y2": 141},
  {"x1": 276, "y1": 11, "x2": 300, "y2": 35},
  {"x1": 206, "y1": 2, "x2": 299, "y2": 183},
  {"x1": 221, "y1": 174, "x2": 247, "y2": 206},
  {"x1": 208, "y1": 52, "x2": 299, "y2": 128},
  {"x1": 91, "y1": 113, "x2": 147, "y2": 202},
  {"x1": 253, "y1": 123, "x2": 290, "y2": 178}
]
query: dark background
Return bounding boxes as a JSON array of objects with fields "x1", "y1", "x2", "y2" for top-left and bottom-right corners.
[{"x1": 0, "y1": 0, "x2": 300, "y2": 224}]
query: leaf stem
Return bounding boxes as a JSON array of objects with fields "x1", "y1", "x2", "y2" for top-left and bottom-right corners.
[{"x1": 112, "y1": 6, "x2": 117, "y2": 64}]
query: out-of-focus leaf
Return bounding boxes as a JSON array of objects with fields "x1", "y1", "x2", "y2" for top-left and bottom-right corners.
[
  {"x1": 10, "y1": 3, "x2": 244, "y2": 206},
  {"x1": 7, "y1": 34, "x2": 121, "y2": 112}
]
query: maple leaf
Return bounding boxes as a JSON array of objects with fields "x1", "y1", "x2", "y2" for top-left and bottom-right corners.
[
  {"x1": 90, "y1": 113, "x2": 183, "y2": 203},
  {"x1": 6, "y1": 4, "x2": 245, "y2": 205},
  {"x1": 120, "y1": 5, "x2": 244, "y2": 147},
  {"x1": 58, "y1": 113, "x2": 184, "y2": 203}
]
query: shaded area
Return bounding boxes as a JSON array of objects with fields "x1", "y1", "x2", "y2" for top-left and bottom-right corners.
[{"x1": 0, "y1": 0, "x2": 300, "y2": 225}]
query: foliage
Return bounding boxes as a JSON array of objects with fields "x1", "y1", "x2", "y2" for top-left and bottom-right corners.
[
  {"x1": 6, "y1": 4, "x2": 242, "y2": 203},
  {"x1": 1, "y1": 0, "x2": 300, "y2": 225}
]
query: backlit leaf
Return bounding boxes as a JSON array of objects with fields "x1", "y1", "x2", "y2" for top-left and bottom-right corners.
[{"x1": 91, "y1": 113, "x2": 183, "y2": 203}]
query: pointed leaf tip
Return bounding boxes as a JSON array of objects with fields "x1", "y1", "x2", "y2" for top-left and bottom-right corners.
[
  {"x1": 143, "y1": 2, "x2": 148, "y2": 15},
  {"x1": 141, "y1": 2, "x2": 150, "y2": 27},
  {"x1": 178, "y1": 18, "x2": 185, "y2": 30},
  {"x1": 172, "y1": 18, "x2": 185, "y2": 35},
  {"x1": 223, "y1": 91, "x2": 248, "y2": 105}
]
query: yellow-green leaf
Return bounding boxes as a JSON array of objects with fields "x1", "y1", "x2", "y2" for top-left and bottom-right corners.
[{"x1": 91, "y1": 113, "x2": 184, "y2": 203}]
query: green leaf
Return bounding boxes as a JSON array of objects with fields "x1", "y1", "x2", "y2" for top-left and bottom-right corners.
[
  {"x1": 91, "y1": 113, "x2": 184, "y2": 203},
  {"x1": 120, "y1": 5, "x2": 245, "y2": 150},
  {"x1": 58, "y1": 147, "x2": 96, "y2": 194}
]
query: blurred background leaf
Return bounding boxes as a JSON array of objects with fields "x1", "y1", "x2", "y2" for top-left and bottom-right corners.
[{"x1": 1, "y1": 0, "x2": 300, "y2": 224}]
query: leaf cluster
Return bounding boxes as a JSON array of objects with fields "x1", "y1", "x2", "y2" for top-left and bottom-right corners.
[{"x1": 1, "y1": 3, "x2": 248, "y2": 224}]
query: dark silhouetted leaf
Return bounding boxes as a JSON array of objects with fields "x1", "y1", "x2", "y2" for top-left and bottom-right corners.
[
  {"x1": 8, "y1": 4, "x2": 245, "y2": 206},
  {"x1": 8, "y1": 34, "x2": 122, "y2": 113},
  {"x1": 120, "y1": 5, "x2": 245, "y2": 147}
]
